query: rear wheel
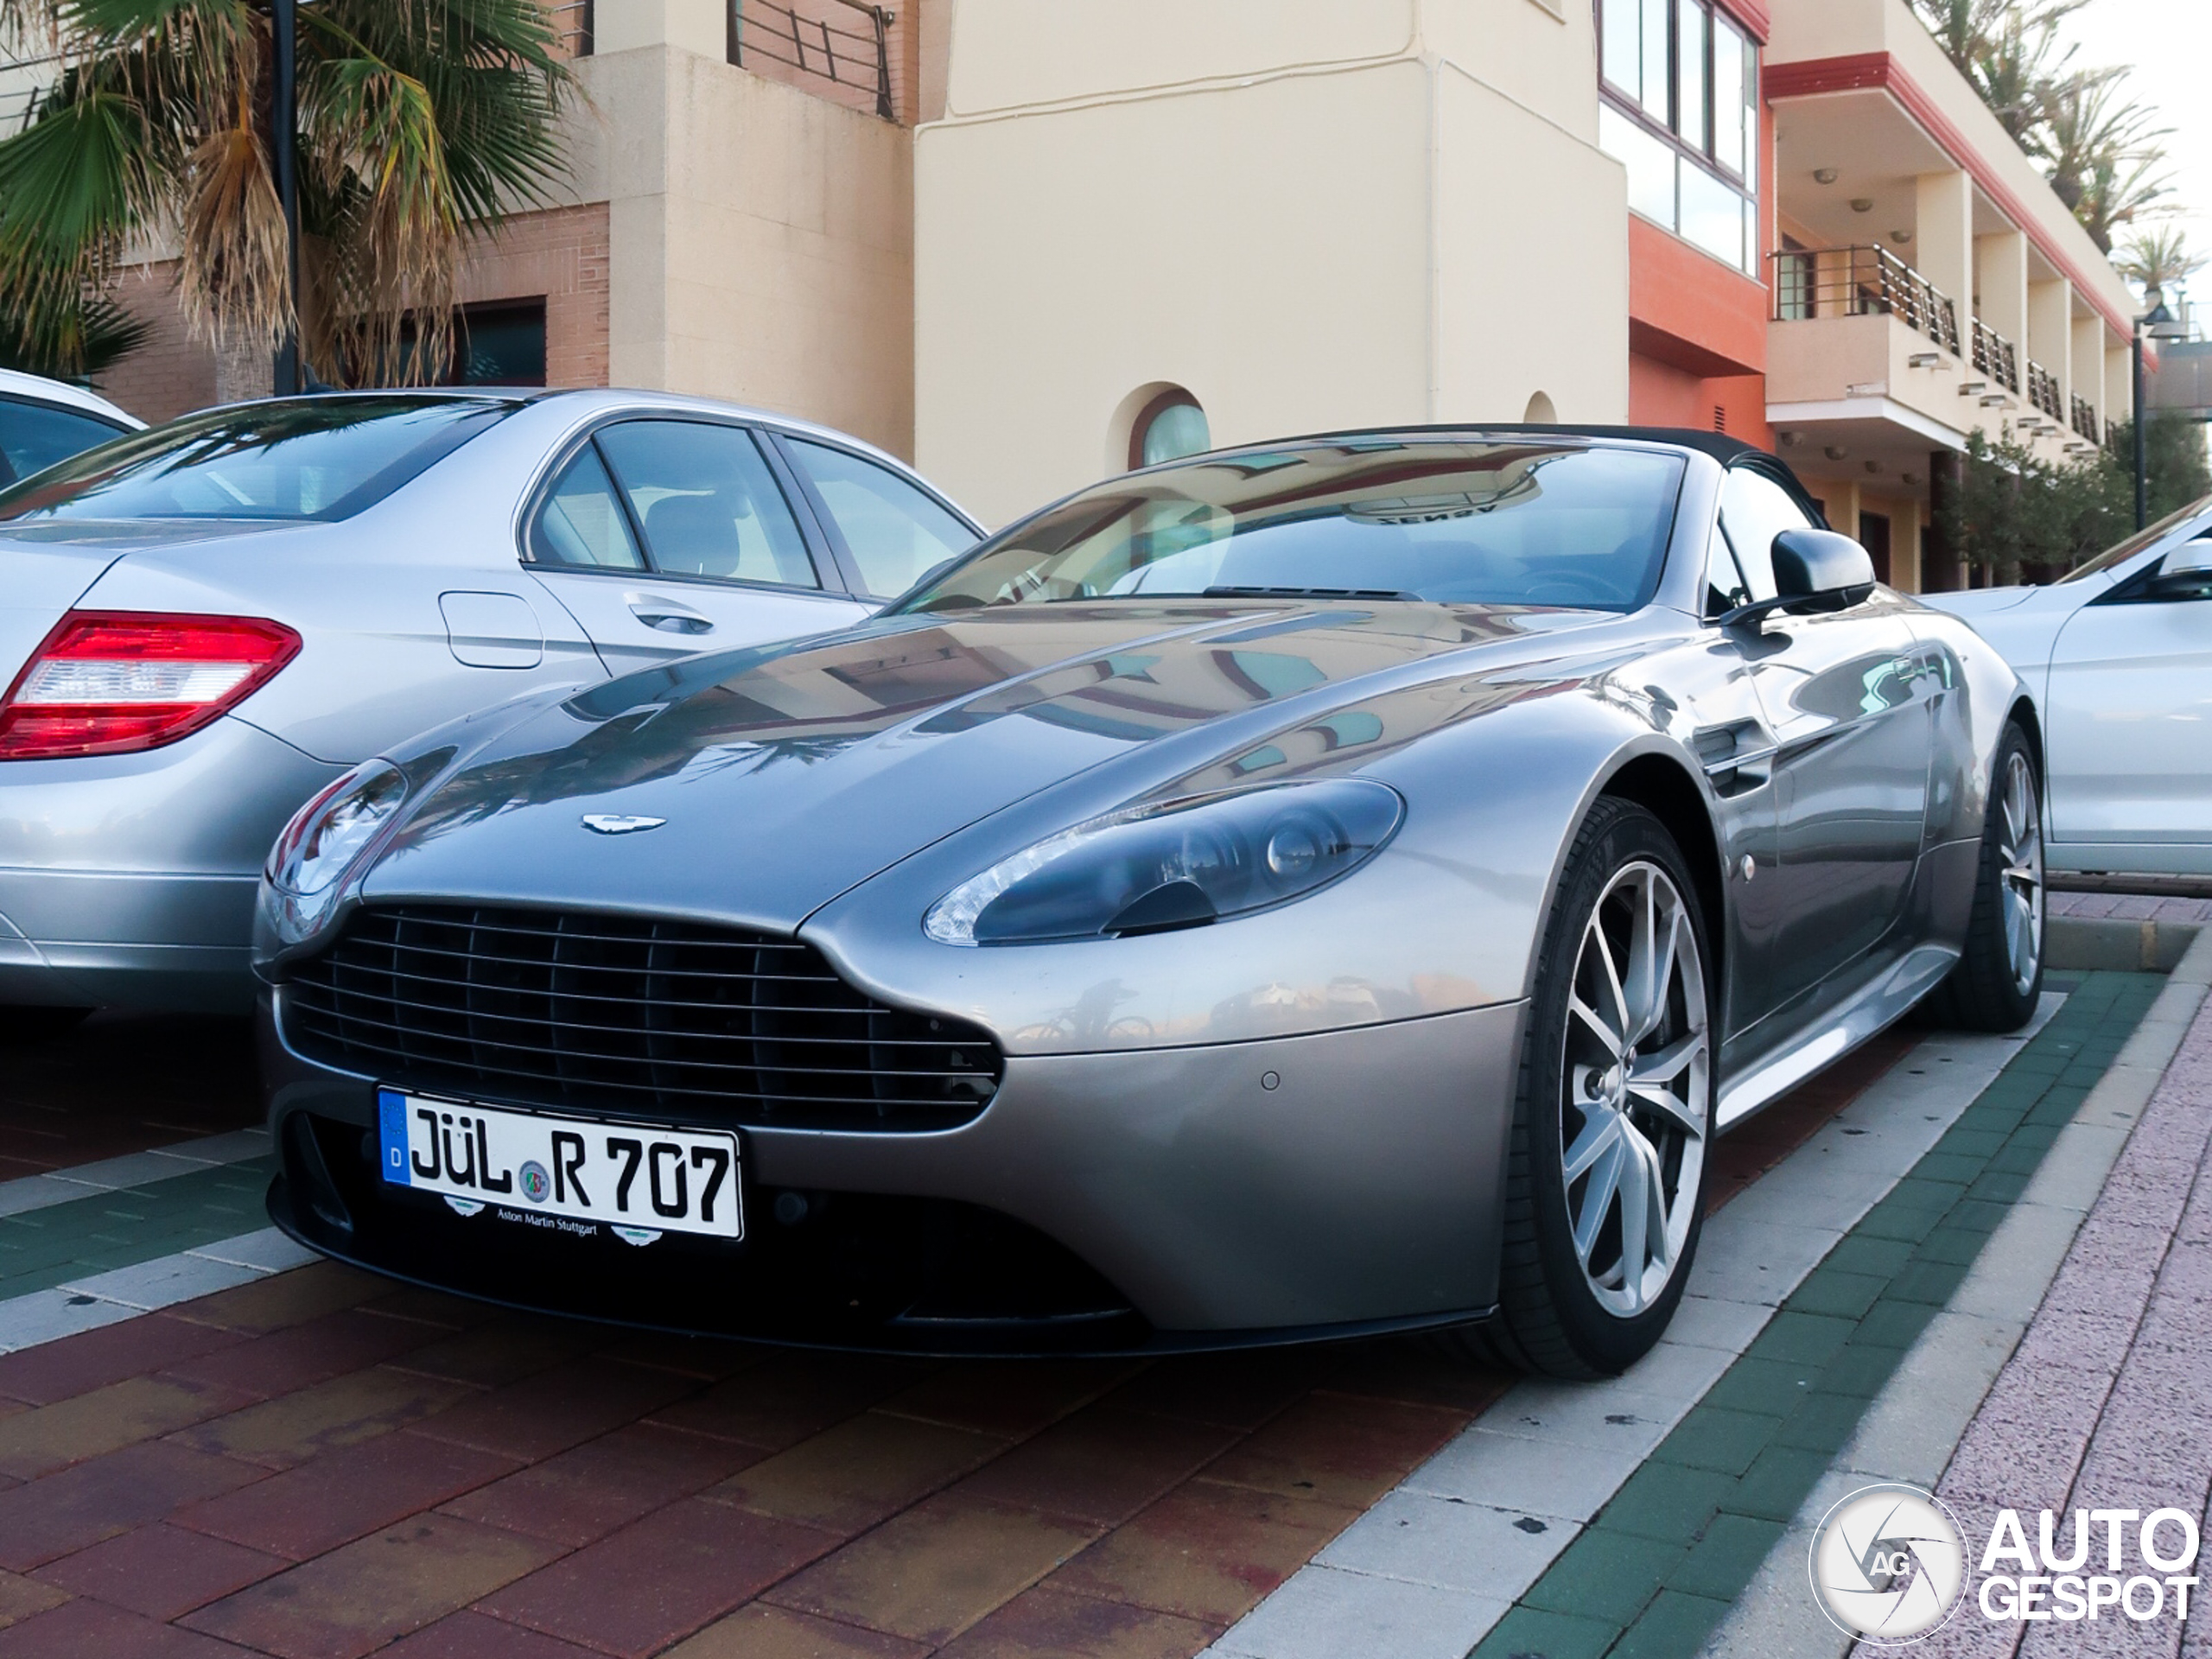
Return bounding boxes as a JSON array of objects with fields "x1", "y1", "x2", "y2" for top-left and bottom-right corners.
[
  {"x1": 1442, "y1": 798, "x2": 1713, "y2": 1378},
  {"x1": 1923, "y1": 724, "x2": 2044, "y2": 1033},
  {"x1": 0, "y1": 1006, "x2": 92, "y2": 1045}
]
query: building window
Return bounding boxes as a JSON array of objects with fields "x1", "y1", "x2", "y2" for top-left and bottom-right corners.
[
  {"x1": 1597, "y1": 0, "x2": 1759, "y2": 275},
  {"x1": 1130, "y1": 390, "x2": 1210, "y2": 470}
]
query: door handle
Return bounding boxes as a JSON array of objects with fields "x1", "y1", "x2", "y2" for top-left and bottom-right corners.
[{"x1": 628, "y1": 603, "x2": 714, "y2": 636}]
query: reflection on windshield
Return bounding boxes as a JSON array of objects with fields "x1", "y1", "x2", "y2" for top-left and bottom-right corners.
[
  {"x1": 896, "y1": 441, "x2": 1688, "y2": 614},
  {"x1": 0, "y1": 396, "x2": 518, "y2": 524},
  {"x1": 2057, "y1": 493, "x2": 2212, "y2": 582}
]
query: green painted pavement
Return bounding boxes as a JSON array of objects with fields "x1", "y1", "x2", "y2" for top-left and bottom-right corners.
[
  {"x1": 1468, "y1": 970, "x2": 2163, "y2": 1659},
  {"x1": 0, "y1": 1158, "x2": 276, "y2": 1300}
]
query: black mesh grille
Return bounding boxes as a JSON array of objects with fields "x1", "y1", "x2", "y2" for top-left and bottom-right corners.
[{"x1": 283, "y1": 906, "x2": 1002, "y2": 1132}]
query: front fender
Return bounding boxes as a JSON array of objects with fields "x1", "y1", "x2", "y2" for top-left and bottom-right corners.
[{"x1": 804, "y1": 674, "x2": 1684, "y2": 1056}]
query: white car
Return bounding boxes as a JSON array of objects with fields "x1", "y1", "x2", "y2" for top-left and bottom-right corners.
[
  {"x1": 0, "y1": 367, "x2": 140, "y2": 482},
  {"x1": 1924, "y1": 495, "x2": 2212, "y2": 876}
]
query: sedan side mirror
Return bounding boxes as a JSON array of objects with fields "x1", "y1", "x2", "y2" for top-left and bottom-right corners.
[{"x1": 1721, "y1": 529, "x2": 1877, "y2": 629}]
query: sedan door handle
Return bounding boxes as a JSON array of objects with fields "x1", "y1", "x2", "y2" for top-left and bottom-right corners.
[{"x1": 628, "y1": 602, "x2": 715, "y2": 636}]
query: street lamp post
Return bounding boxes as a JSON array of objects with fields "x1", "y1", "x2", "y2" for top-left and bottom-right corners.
[
  {"x1": 2133, "y1": 284, "x2": 2182, "y2": 531},
  {"x1": 270, "y1": 0, "x2": 302, "y2": 397}
]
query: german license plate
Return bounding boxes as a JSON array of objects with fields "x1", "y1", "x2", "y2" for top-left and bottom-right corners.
[{"x1": 377, "y1": 1090, "x2": 742, "y2": 1242}]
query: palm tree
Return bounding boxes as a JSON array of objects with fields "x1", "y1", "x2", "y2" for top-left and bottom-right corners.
[
  {"x1": 0, "y1": 0, "x2": 575, "y2": 395},
  {"x1": 2115, "y1": 226, "x2": 2204, "y2": 298},
  {"x1": 2037, "y1": 71, "x2": 2171, "y2": 253}
]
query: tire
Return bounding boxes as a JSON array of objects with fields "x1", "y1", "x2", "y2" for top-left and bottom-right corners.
[
  {"x1": 1440, "y1": 798, "x2": 1716, "y2": 1378},
  {"x1": 0, "y1": 1006, "x2": 93, "y2": 1046},
  {"x1": 1923, "y1": 723, "x2": 2044, "y2": 1033}
]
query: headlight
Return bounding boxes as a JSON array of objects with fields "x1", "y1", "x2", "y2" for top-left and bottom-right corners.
[
  {"x1": 267, "y1": 760, "x2": 409, "y2": 895},
  {"x1": 925, "y1": 779, "x2": 1404, "y2": 946}
]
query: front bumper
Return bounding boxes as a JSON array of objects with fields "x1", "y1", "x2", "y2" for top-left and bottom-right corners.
[
  {"x1": 261, "y1": 988, "x2": 1525, "y2": 1351},
  {"x1": 0, "y1": 718, "x2": 341, "y2": 1011}
]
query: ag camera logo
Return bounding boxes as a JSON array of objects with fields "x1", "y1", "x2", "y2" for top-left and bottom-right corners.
[{"x1": 1809, "y1": 1484, "x2": 1970, "y2": 1644}]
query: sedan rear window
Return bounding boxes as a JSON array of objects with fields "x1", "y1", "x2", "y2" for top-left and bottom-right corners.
[
  {"x1": 897, "y1": 440, "x2": 1687, "y2": 614},
  {"x1": 0, "y1": 395, "x2": 518, "y2": 524}
]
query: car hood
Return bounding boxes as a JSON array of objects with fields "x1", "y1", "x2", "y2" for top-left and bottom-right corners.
[
  {"x1": 1917, "y1": 585, "x2": 2044, "y2": 618},
  {"x1": 356, "y1": 600, "x2": 1643, "y2": 931}
]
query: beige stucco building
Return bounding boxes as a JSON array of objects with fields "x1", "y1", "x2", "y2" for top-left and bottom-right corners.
[{"x1": 83, "y1": 0, "x2": 2145, "y2": 591}]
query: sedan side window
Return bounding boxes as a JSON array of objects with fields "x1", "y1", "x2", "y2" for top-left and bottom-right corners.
[
  {"x1": 531, "y1": 445, "x2": 646, "y2": 569},
  {"x1": 1717, "y1": 468, "x2": 1813, "y2": 602},
  {"x1": 596, "y1": 422, "x2": 820, "y2": 589},
  {"x1": 0, "y1": 397, "x2": 127, "y2": 486},
  {"x1": 784, "y1": 436, "x2": 976, "y2": 599}
]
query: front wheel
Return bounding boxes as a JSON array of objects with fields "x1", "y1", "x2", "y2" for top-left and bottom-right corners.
[
  {"x1": 1924, "y1": 724, "x2": 2044, "y2": 1033},
  {"x1": 1445, "y1": 798, "x2": 1713, "y2": 1378}
]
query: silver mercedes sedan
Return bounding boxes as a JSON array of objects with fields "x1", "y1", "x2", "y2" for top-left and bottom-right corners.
[
  {"x1": 253, "y1": 428, "x2": 2040, "y2": 1377},
  {"x1": 1924, "y1": 494, "x2": 2212, "y2": 878},
  {"x1": 0, "y1": 391, "x2": 980, "y2": 1035}
]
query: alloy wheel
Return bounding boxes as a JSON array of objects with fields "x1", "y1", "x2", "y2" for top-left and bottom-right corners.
[
  {"x1": 1560, "y1": 861, "x2": 1709, "y2": 1318},
  {"x1": 1998, "y1": 750, "x2": 2044, "y2": 996}
]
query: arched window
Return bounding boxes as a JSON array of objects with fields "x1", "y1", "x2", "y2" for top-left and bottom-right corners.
[{"x1": 1130, "y1": 389, "x2": 1210, "y2": 470}]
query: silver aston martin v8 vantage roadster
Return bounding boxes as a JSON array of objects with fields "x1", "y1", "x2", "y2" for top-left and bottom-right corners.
[{"x1": 251, "y1": 428, "x2": 2045, "y2": 1377}]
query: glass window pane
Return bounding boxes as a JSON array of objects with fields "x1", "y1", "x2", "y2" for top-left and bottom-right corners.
[
  {"x1": 531, "y1": 445, "x2": 645, "y2": 569},
  {"x1": 1712, "y1": 16, "x2": 1745, "y2": 175},
  {"x1": 1741, "y1": 195, "x2": 1760, "y2": 276},
  {"x1": 0, "y1": 397, "x2": 512, "y2": 524},
  {"x1": 1600, "y1": 105, "x2": 1678, "y2": 228},
  {"x1": 1680, "y1": 162, "x2": 1745, "y2": 267},
  {"x1": 1640, "y1": 0, "x2": 1669, "y2": 122},
  {"x1": 0, "y1": 400, "x2": 126, "y2": 487},
  {"x1": 1600, "y1": 0, "x2": 1640, "y2": 97},
  {"x1": 1676, "y1": 0, "x2": 1707, "y2": 149},
  {"x1": 595, "y1": 421, "x2": 820, "y2": 588},
  {"x1": 1140, "y1": 402, "x2": 1211, "y2": 467},
  {"x1": 901, "y1": 442, "x2": 1690, "y2": 615},
  {"x1": 1719, "y1": 468, "x2": 1815, "y2": 601},
  {"x1": 1741, "y1": 33, "x2": 1759, "y2": 192},
  {"x1": 785, "y1": 436, "x2": 977, "y2": 598}
]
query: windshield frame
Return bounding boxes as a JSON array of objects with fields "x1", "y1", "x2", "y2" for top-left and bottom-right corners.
[
  {"x1": 0, "y1": 392, "x2": 524, "y2": 526},
  {"x1": 889, "y1": 435, "x2": 1694, "y2": 617},
  {"x1": 2056, "y1": 493, "x2": 2212, "y2": 585}
]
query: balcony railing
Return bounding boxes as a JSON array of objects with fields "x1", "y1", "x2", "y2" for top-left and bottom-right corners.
[
  {"x1": 1771, "y1": 245, "x2": 1960, "y2": 356},
  {"x1": 730, "y1": 0, "x2": 896, "y2": 121},
  {"x1": 548, "y1": 2, "x2": 591, "y2": 56},
  {"x1": 2071, "y1": 394, "x2": 2101, "y2": 446},
  {"x1": 1971, "y1": 319, "x2": 2021, "y2": 394},
  {"x1": 2026, "y1": 360, "x2": 2063, "y2": 423}
]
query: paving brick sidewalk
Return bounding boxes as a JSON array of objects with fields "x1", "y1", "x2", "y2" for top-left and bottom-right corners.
[
  {"x1": 0, "y1": 1013, "x2": 1920, "y2": 1657},
  {"x1": 1910, "y1": 982, "x2": 2212, "y2": 1659}
]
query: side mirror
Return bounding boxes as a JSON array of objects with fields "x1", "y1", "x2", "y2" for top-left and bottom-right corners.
[
  {"x1": 1719, "y1": 528, "x2": 1877, "y2": 630},
  {"x1": 1772, "y1": 528, "x2": 1878, "y2": 600}
]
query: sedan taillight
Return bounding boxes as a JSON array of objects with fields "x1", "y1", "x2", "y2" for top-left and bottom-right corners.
[{"x1": 0, "y1": 611, "x2": 302, "y2": 760}]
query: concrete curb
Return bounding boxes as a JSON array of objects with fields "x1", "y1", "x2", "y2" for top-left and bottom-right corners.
[
  {"x1": 2047, "y1": 914, "x2": 2202, "y2": 973},
  {"x1": 1701, "y1": 933, "x2": 2212, "y2": 1658}
]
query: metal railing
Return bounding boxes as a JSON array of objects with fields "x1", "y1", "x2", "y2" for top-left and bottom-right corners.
[
  {"x1": 2026, "y1": 360, "x2": 2063, "y2": 423},
  {"x1": 1770, "y1": 245, "x2": 1960, "y2": 356},
  {"x1": 2071, "y1": 393, "x2": 2101, "y2": 446},
  {"x1": 0, "y1": 42, "x2": 61, "y2": 135},
  {"x1": 730, "y1": 0, "x2": 895, "y2": 121},
  {"x1": 548, "y1": 0, "x2": 591, "y2": 57},
  {"x1": 1971, "y1": 319, "x2": 2020, "y2": 393}
]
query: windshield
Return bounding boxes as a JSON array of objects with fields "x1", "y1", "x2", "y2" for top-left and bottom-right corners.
[
  {"x1": 2057, "y1": 493, "x2": 2212, "y2": 582},
  {"x1": 0, "y1": 395, "x2": 518, "y2": 524},
  {"x1": 895, "y1": 440, "x2": 1688, "y2": 614}
]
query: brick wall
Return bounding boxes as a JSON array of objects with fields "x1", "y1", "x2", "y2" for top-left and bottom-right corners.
[
  {"x1": 95, "y1": 261, "x2": 217, "y2": 425},
  {"x1": 92, "y1": 200, "x2": 608, "y2": 419},
  {"x1": 454, "y1": 201, "x2": 612, "y2": 389}
]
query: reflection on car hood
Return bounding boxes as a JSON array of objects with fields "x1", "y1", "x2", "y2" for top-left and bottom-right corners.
[
  {"x1": 1917, "y1": 585, "x2": 2044, "y2": 617},
  {"x1": 359, "y1": 601, "x2": 1635, "y2": 930}
]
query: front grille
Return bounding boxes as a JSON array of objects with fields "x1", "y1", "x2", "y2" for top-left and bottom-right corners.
[{"x1": 283, "y1": 906, "x2": 1001, "y2": 1132}]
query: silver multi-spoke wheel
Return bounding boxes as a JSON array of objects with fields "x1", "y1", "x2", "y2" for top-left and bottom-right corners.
[
  {"x1": 1561, "y1": 861, "x2": 1709, "y2": 1319},
  {"x1": 1996, "y1": 750, "x2": 2044, "y2": 995}
]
